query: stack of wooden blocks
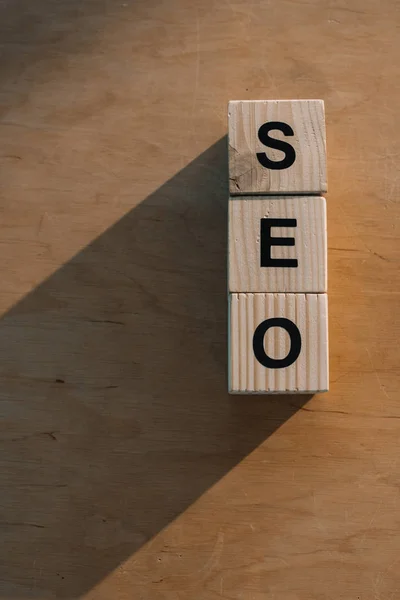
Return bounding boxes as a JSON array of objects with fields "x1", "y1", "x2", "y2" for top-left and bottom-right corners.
[{"x1": 228, "y1": 100, "x2": 328, "y2": 394}]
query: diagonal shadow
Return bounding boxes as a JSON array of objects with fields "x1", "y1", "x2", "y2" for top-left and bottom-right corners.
[{"x1": 0, "y1": 137, "x2": 311, "y2": 598}]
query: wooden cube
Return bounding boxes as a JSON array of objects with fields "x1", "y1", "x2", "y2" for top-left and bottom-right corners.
[
  {"x1": 228, "y1": 100, "x2": 327, "y2": 195},
  {"x1": 229, "y1": 196, "x2": 327, "y2": 293},
  {"x1": 228, "y1": 293, "x2": 329, "y2": 394}
]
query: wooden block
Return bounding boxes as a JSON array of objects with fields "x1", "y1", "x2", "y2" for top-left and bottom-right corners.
[
  {"x1": 228, "y1": 99, "x2": 327, "y2": 195},
  {"x1": 228, "y1": 293, "x2": 329, "y2": 394},
  {"x1": 229, "y1": 196, "x2": 327, "y2": 293}
]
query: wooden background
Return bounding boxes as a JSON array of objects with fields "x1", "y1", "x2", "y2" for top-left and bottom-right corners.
[{"x1": 1, "y1": 0, "x2": 399, "y2": 598}]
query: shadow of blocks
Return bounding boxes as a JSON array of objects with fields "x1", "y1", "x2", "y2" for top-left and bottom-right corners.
[{"x1": 0, "y1": 137, "x2": 311, "y2": 598}]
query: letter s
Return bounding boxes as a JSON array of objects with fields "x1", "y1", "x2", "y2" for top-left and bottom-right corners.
[{"x1": 256, "y1": 121, "x2": 296, "y2": 170}]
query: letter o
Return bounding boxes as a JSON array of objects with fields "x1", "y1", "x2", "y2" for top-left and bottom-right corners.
[{"x1": 252, "y1": 318, "x2": 301, "y2": 369}]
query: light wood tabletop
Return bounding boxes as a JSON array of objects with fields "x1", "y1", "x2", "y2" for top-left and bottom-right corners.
[{"x1": 1, "y1": 0, "x2": 399, "y2": 598}]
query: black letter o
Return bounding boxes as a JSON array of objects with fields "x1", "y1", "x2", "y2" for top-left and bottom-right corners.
[{"x1": 253, "y1": 318, "x2": 301, "y2": 369}]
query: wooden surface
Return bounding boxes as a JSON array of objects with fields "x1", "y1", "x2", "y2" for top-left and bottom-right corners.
[
  {"x1": 228, "y1": 100, "x2": 327, "y2": 194},
  {"x1": 229, "y1": 293, "x2": 328, "y2": 394},
  {"x1": 229, "y1": 196, "x2": 327, "y2": 292},
  {"x1": 0, "y1": 0, "x2": 399, "y2": 598}
]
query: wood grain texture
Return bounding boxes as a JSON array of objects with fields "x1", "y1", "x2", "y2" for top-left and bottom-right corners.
[
  {"x1": 229, "y1": 99, "x2": 327, "y2": 194},
  {"x1": 229, "y1": 293, "x2": 328, "y2": 394},
  {"x1": 229, "y1": 195, "x2": 327, "y2": 292},
  {"x1": 1, "y1": 0, "x2": 400, "y2": 598}
]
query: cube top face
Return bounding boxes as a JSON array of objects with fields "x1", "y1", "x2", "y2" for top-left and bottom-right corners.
[
  {"x1": 228, "y1": 100, "x2": 327, "y2": 195},
  {"x1": 229, "y1": 293, "x2": 329, "y2": 394},
  {"x1": 229, "y1": 195, "x2": 327, "y2": 293}
]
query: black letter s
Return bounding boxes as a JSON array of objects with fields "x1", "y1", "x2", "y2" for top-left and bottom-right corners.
[{"x1": 256, "y1": 122, "x2": 296, "y2": 170}]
